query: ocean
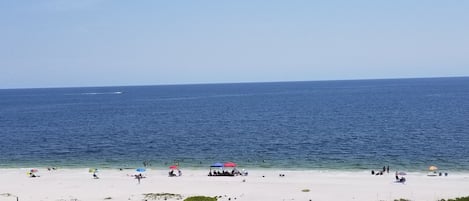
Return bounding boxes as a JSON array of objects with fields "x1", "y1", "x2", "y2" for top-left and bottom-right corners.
[{"x1": 1, "y1": 77, "x2": 468, "y2": 171}]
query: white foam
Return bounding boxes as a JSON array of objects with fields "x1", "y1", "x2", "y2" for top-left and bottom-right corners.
[{"x1": 78, "y1": 91, "x2": 123, "y2": 95}]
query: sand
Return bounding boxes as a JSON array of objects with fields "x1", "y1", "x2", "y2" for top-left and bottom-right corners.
[{"x1": 1, "y1": 168, "x2": 468, "y2": 201}]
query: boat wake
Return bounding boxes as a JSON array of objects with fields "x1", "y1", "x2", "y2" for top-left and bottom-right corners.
[
  {"x1": 81, "y1": 92, "x2": 123, "y2": 95},
  {"x1": 65, "y1": 92, "x2": 123, "y2": 96}
]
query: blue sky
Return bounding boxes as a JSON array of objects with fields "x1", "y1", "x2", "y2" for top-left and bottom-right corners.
[{"x1": 1, "y1": 0, "x2": 468, "y2": 88}]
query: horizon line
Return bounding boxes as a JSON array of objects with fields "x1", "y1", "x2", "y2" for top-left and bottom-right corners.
[{"x1": 2, "y1": 75, "x2": 468, "y2": 90}]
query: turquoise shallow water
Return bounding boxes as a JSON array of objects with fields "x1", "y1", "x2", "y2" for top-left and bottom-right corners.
[{"x1": 1, "y1": 77, "x2": 468, "y2": 171}]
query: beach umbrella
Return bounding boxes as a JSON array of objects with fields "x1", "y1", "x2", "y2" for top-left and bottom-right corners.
[
  {"x1": 224, "y1": 162, "x2": 237, "y2": 168},
  {"x1": 136, "y1": 168, "x2": 146, "y2": 172},
  {"x1": 397, "y1": 172, "x2": 407, "y2": 176},
  {"x1": 210, "y1": 162, "x2": 223, "y2": 168},
  {"x1": 429, "y1": 166, "x2": 438, "y2": 171},
  {"x1": 169, "y1": 165, "x2": 179, "y2": 170}
]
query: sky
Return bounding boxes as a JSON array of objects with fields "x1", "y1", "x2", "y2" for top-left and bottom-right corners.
[{"x1": 1, "y1": 0, "x2": 469, "y2": 89}]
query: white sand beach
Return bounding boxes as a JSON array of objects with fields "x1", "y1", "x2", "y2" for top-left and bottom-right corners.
[{"x1": 1, "y1": 168, "x2": 468, "y2": 201}]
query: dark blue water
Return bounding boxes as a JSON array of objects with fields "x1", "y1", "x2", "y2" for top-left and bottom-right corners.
[{"x1": 1, "y1": 77, "x2": 468, "y2": 171}]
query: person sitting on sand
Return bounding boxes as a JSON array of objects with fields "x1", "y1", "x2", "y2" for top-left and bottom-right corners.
[
  {"x1": 399, "y1": 177, "x2": 406, "y2": 183},
  {"x1": 242, "y1": 169, "x2": 248, "y2": 176},
  {"x1": 169, "y1": 170, "x2": 176, "y2": 177},
  {"x1": 93, "y1": 173, "x2": 99, "y2": 179}
]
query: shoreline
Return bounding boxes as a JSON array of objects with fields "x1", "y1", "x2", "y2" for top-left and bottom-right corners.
[
  {"x1": 1, "y1": 168, "x2": 469, "y2": 201},
  {"x1": 2, "y1": 160, "x2": 468, "y2": 172},
  {"x1": 2, "y1": 166, "x2": 469, "y2": 174},
  {"x1": 4, "y1": 167, "x2": 469, "y2": 178}
]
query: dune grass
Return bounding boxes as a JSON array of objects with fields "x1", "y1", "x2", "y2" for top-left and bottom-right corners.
[
  {"x1": 183, "y1": 196, "x2": 217, "y2": 201},
  {"x1": 439, "y1": 196, "x2": 469, "y2": 201},
  {"x1": 391, "y1": 196, "x2": 469, "y2": 201}
]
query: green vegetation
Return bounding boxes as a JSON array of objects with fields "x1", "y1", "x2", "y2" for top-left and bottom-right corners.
[
  {"x1": 183, "y1": 196, "x2": 217, "y2": 201},
  {"x1": 301, "y1": 189, "x2": 310, "y2": 192},
  {"x1": 392, "y1": 196, "x2": 469, "y2": 201},
  {"x1": 439, "y1": 196, "x2": 469, "y2": 201}
]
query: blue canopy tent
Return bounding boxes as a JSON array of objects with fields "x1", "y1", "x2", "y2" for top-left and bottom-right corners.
[
  {"x1": 209, "y1": 162, "x2": 223, "y2": 176},
  {"x1": 210, "y1": 162, "x2": 223, "y2": 168}
]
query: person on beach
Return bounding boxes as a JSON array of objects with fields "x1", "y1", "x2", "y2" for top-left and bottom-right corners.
[
  {"x1": 387, "y1": 166, "x2": 389, "y2": 173},
  {"x1": 169, "y1": 170, "x2": 177, "y2": 177},
  {"x1": 136, "y1": 174, "x2": 141, "y2": 184},
  {"x1": 399, "y1": 177, "x2": 406, "y2": 183},
  {"x1": 143, "y1": 160, "x2": 151, "y2": 167}
]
